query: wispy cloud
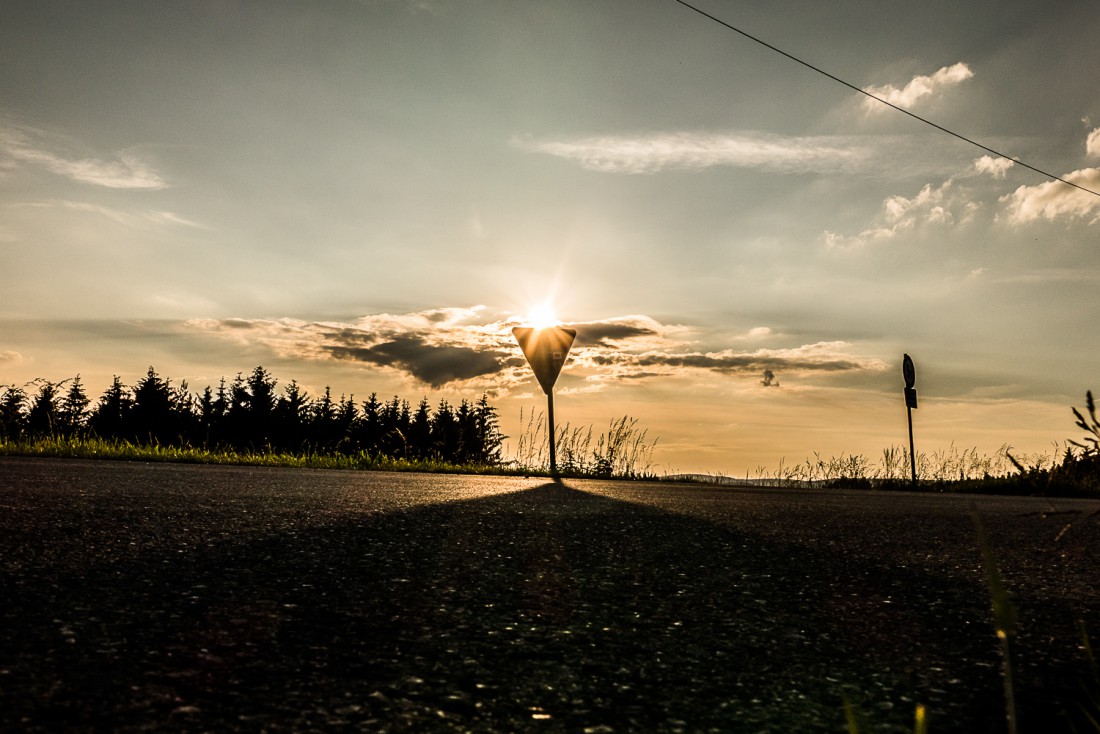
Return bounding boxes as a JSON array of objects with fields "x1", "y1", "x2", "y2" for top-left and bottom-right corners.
[
  {"x1": 988, "y1": 268, "x2": 1100, "y2": 286},
  {"x1": 1000, "y1": 168, "x2": 1100, "y2": 225},
  {"x1": 9, "y1": 200, "x2": 203, "y2": 231},
  {"x1": 0, "y1": 351, "x2": 23, "y2": 366},
  {"x1": 580, "y1": 341, "x2": 887, "y2": 378},
  {"x1": 188, "y1": 308, "x2": 886, "y2": 390},
  {"x1": 861, "y1": 62, "x2": 973, "y2": 113},
  {"x1": 1087, "y1": 128, "x2": 1100, "y2": 159},
  {"x1": 513, "y1": 131, "x2": 870, "y2": 175},
  {"x1": 0, "y1": 123, "x2": 166, "y2": 189}
]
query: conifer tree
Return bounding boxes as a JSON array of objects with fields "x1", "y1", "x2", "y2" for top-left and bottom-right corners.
[
  {"x1": 455, "y1": 399, "x2": 475, "y2": 463},
  {"x1": 224, "y1": 373, "x2": 250, "y2": 448},
  {"x1": 274, "y1": 380, "x2": 308, "y2": 452},
  {"x1": 197, "y1": 385, "x2": 217, "y2": 446},
  {"x1": 246, "y1": 366, "x2": 277, "y2": 446},
  {"x1": 358, "y1": 393, "x2": 382, "y2": 455},
  {"x1": 0, "y1": 385, "x2": 28, "y2": 440},
  {"x1": 309, "y1": 387, "x2": 338, "y2": 452},
  {"x1": 431, "y1": 398, "x2": 457, "y2": 460},
  {"x1": 474, "y1": 394, "x2": 505, "y2": 465},
  {"x1": 410, "y1": 398, "x2": 432, "y2": 459},
  {"x1": 89, "y1": 376, "x2": 131, "y2": 440},
  {"x1": 208, "y1": 377, "x2": 230, "y2": 446},
  {"x1": 58, "y1": 375, "x2": 90, "y2": 437},
  {"x1": 27, "y1": 380, "x2": 62, "y2": 437},
  {"x1": 130, "y1": 367, "x2": 178, "y2": 445},
  {"x1": 334, "y1": 394, "x2": 358, "y2": 452},
  {"x1": 376, "y1": 396, "x2": 409, "y2": 457},
  {"x1": 174, "y1": 380, "x2": 200, "y2": 444}
]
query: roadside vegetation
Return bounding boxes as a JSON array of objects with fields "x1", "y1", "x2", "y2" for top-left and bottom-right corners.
[
  {"x1": 2, "y1": 367, "x2": 1098, "y2": 493},
  {"x1": 0, "y1": 366, "x2": 658, "y2": 478},
  {"x1": 691, "y1": 391, "x2": 1099, "y2": 499},
  {"x1": 0, "y1": 366, "x2": 510, "y2": 473},
  {"x1": 740, "y1": 440, "x2": 1099, "y2": 498},
  {"x1": 512, "y1": 407, "x2": 658, "y2": 479}
]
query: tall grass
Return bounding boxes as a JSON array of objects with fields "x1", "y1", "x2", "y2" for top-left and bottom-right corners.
[
  {"x1": 973, "y1": 511, "x2": 1019, "y2": 734},
  {"x1": 510, "y1": 408, "x2": 658, "y2": 479},
  {"x1": 740, "y1": 390, "x2": 1100, "y2": 498},
  {"x1": 745, "y1": 443, "x2": 1068, "y2": 489},
  {"x1": 1076, "y1": 622, "x2": 1100, "y2": 732}
]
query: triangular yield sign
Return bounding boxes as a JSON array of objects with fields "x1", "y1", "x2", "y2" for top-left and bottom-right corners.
[{"x1": 512, "y1": 326, "x2": 576, "y2": 395}]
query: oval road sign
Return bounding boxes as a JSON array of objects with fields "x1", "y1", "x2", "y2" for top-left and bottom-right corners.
[{"x1": 903, "y1": 353, "x2": 916, "y2": 389}]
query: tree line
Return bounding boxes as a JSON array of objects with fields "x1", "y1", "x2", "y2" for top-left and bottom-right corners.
[{"x1": 0, "y1": 366, "x2": 505, "y2": 465}]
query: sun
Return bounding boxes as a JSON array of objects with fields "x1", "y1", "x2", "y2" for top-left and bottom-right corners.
[{"x1": 526, "y1": 302, "x2": 559, "y2": 331}]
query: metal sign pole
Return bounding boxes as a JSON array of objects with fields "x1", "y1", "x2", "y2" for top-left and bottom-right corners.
[
  {"x1": 903, "y1": 354, "x2": 918, "y2": 487},
  {"x1": 547, "y1": 391, "x2": 557, "y2": 477},
  {"x1": 907, "y1": 402, "x2": 916, "y2": 486}
]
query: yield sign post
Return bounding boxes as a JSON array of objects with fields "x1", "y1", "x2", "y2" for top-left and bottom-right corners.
[{"x1": 513, "y1": 326, "x2": 576, "y2": 476}]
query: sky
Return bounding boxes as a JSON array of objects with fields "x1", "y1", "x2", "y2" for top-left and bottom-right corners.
[{"x1": 2, "y1": 0, "x2": 1099, "y2": 477}]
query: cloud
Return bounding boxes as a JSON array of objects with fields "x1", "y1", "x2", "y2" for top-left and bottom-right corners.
[
  {"x1": 569, "y1": 315, "x2": 671, "y2": 349},
  {"x1": 826, "y1": 131, "x2": 1100, "y2": 246},
  {"x1": 189, "y1": 308, "x2": 886, "y2": 390},
  {"x1": 0, "y1": 123, "x2": 166, "y2": 189},
  {"x1": 861, "y1": 62, "x2": 973, "y2": 113},
  {"x1": 989, "y1": 268, "x2": 1100, "y2": 286},
  {"x1": 327, "y1": 337, "x2": 514, "y2": 387},
  {"x1": 513, "y1": 130, "x2": 870, "y2": 175},
  {"x1": 10, "y1": 200, "x2": 203, "y2": 230},
  {"x1": 974, "y1": 155, "x2": 1015, "y2": 179},
  {"x1": 825, "y1": 179, "x2": 964, "y2": 249},
  {"x1": 1087, "y1": 128, "x2": 1100, "y2": 159},
  {"x1": 189, "y1": 309, "x2": 529, "y2": 389},
  {"x1": 583, "y1": 342, "x2": 885, "y2": 376},
  {"x1": 1000, "y1": 168, "x2": 1100, "y2": 224},
  {"x1": 0, "y1": 351, "x2": 24, "y2": 365}
]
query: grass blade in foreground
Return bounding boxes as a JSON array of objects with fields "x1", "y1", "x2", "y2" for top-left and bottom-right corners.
[{"x1": 973, "y1": 510, "x2": 1019, "y2": 734}]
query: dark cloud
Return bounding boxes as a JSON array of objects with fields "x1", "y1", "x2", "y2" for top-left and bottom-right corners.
[
  {"x1": 761, "y1": 369, "x2": 779, "y2": 387},
  {"x1": 327, "y1": 336, "x2": 512, "y2": 388},
  {"x1": 591, "y1": 351, "x2": 871, "y2": 375},
  {"x1": 571, "y1": 320, "x2": 658, "y2": 347},
  {"x1": 320, "y1": 327, "x2": 377, "y2": 346}
]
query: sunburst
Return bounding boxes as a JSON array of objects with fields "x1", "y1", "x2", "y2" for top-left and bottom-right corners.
[{"x1": 526, "y1": 302, "x2": 559, "y2": 331}]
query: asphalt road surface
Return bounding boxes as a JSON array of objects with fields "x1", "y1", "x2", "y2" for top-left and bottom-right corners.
[{"x1": 2, "y1": 457, "x2": 1098, "y2": 733}]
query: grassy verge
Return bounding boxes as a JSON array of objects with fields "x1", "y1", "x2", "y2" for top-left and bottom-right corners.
[
  {"x1": 0, "y1": 436, "x2": 533, "y2": 476},
  {"x1": 714, "y1": 443, "x2": 1100, "y2": 499}
]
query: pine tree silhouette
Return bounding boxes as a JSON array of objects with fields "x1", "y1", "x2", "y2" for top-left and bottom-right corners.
[
  {"x1": 3, "y1": 366, "x2": 508, "y2": 467},
  {"x1": 0, "y1": 385, "x2": 28, "y2": 440}
]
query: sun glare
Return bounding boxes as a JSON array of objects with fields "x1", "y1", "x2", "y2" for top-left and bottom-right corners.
[{"x1": 527, "y1": 302, "x2": 559, "y2": 331}]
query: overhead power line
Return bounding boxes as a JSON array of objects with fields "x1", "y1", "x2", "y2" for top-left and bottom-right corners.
[{"x1": 673, "y1": 0, "x2": 1100, "y2": 199}]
